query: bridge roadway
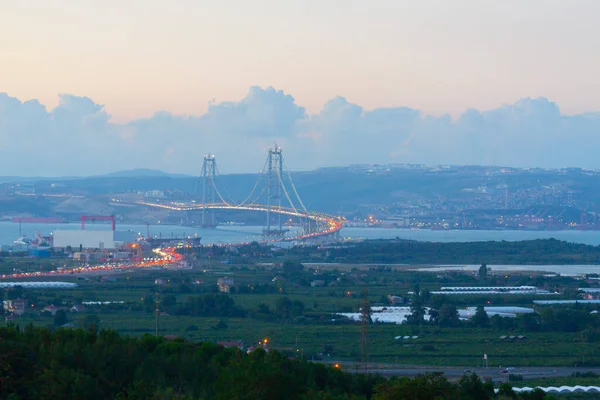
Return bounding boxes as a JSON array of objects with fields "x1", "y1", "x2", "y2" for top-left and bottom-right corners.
[
  {"x1": 135, "y1": 201, "x2": 343, "y2": 242},
  {"x1": 1, "y1": 203, "x2": 341, "y2": 280}
]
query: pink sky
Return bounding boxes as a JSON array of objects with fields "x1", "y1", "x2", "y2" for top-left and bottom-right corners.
[{"x1": 1, "y1": 0, "x2": 600, "y2": 123}]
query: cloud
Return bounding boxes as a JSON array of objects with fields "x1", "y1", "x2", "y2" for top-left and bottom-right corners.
[
  {"x1": 1, "y1": 87, "x2": 600, "y2": 176},
  {"x1": 203, "y1": 86, "x2": 305, "y2": 138},
  {"x1": 0, "y1": 93, "x2": 126, "y2": 176},
  {"x1": 121, "y1": 86, "x2": 308, "y2": 173}
]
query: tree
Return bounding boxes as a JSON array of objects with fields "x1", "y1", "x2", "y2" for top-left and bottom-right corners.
[
  {"x1": 214, "y1": 319, "x2": 228, "y2": 330},
  {"x1": 291, "y1": 300, "x2": 305, "y2": 318},
  {"x1": 276, "y1": 297, "x2": 293, "y2": 320},
  {"x1": 256, "y1": 303, "x2": 271, "y2": 315},
  {"x1": 519, "y1": 313, "x2": 540, "y2": 332},
  {"x1": 82, "y1": 314, "x2": 100, "y2": 331},
  {"x1": 497, "y1": 382, "x2": 516, "y2": 399},
  {"x1": 373, "y1": 373, "x2": 459, "y2": 400},
  {"x1": 519, "y1": 388, "x2": 547, "y2": 400},
  {"x1": 458, "y1": 373, "x2": 493, "y2": 400},
  {"x1": 53, "y1": 309, "x2": 67, "y2": 326},
  {"x1": 6, "y1": 287, "x2": 23, "y2": 300},
  {"x1": 437, "y1": 304, "x2": 460, "y2": 327},
  {"x1": 282, "y1": 261, "x2": 304, "y2": 276},
  {"x1": 478, "y1": 264, "x2": 488, "y2": 280},
  {"x1": 161, "y1": 294, "x2": 177, "y2": 311},
  {"x1": 472, "y1": 306, "x2": 489, "y2": 328},
  {"x1": 275, "y1": 297, "x2": 304, "y2": 321},
  {"x1": 421, "y1": 289, "x2": 431, "y2": 305},
  {"x1": 406, "y1": 285, "x2": 426, "y2": 325}
]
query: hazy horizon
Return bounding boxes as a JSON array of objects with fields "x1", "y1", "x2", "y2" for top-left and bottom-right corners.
[{"x1": 1, "y1": 88, "x2": 600, "y2": 177}]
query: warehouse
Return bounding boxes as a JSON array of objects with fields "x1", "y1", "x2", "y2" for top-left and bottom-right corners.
[{"x1": 53, "y1": 230, "x2": 115, "y2": 250}]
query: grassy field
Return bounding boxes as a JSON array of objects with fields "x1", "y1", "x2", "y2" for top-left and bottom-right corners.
[
  {"x1": 4, "y1": 261, "x2": 600, "y2": 371},
  {"x1": 15, "y1": 310, "x2": 599, "y2": 367}
]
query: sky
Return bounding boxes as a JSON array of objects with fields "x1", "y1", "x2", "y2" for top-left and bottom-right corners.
[{"x1": 1, "y1": 0, "x2": 600, "y2": 176}]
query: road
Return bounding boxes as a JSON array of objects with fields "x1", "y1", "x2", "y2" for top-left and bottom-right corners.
[
  {"x1": 0, "y1": 247, "x2": 184, "y2": 280},
  {"x1": 325, "y1": 362, "x2": 600, "y2": 381}
]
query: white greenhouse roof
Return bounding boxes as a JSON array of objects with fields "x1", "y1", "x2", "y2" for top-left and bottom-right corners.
[{"x1": 0, "y1": 281, "x2": 78, "y2": 289}]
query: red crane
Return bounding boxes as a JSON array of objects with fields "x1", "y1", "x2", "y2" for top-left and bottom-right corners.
[{"x1": 81, "y1": 215, "x2": 116, "y2": 231}]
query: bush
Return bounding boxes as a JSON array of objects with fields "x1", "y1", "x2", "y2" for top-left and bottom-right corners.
[
  {"x1": 508, "y1": 374, "x2": 523, "y2": 382},
  {"x1": 572, "y1": 371, "x2": 599, "y2": 378}
]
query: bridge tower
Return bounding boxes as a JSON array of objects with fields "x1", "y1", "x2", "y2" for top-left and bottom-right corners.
[
  {"x1": 201, "y1": 154, "x2": 217, "y2": 227},
  {"x1": 265, "y1": 145, "x2": 285, "y2": 235}
]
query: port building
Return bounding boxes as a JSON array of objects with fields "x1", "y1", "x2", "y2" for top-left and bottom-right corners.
[
  {"x1": 52, "y1": 229, "x2": 140, "y2": 250},
  {"x1": 53, "y1": 230, "x2": 115, "y2": 249}
]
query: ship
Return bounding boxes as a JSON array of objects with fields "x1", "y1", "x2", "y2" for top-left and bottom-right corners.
[
  {"x1": 14, "y1": 235, "x2": 33, "y2": 246},
  {"x1": 13, "y1": 232, "x2": 51, "y2": 247},
  {"x1": 12, "y1": 217, "x2": 67, "y2": 224},
  {"x1": 221, "y1": 221, "x2": 246, "y2": 227}
]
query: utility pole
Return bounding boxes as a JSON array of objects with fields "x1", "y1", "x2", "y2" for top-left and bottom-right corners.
[
  {"x1": 155, "y1": 292, "x2": 160, "y2": 337},
  {"x1": 360, "y1": 287, "x2": 370, "y2": 374}
]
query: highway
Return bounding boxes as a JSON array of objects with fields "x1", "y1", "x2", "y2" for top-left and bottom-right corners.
[
  {"x1": 0, "y1": 247, "x2": 184, "y2": 280},
  {"x1": 324, "y1": 362, "x2": 600, "y2": 381}
]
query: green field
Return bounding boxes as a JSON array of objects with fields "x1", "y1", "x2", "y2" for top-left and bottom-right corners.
[{"x1": 4, "y1": 260, "x2": 600, "y2": 373}]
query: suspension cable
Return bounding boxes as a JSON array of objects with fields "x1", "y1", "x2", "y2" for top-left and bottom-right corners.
[
  {"x1": 283, "y1": 158, "x2": 308, "y2": 212},
  {"x1": 211, "y1": 179, "x2": 233, "y2": 206},
  {"x1": 277, "y1": 168, "x2": 299, "y2": 214},
  {"x1": 247, "y1": 186, "x2": 266, "y2": 206},
  {"x1": 192, "y1": 162, "x2": 206, "y2": 199},
  {"x1": 214, "y1": 164, "x2": 239, "y2": 205},
  {"x1": 236, "y1": 157, "x2": 269, "y2": 207}
]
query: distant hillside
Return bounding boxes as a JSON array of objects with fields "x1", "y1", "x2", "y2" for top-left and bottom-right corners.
[
  {"x1": 4, "y1": 167, "x2": 600, "y2": 215},
  {"x1": 97, "y1": 169, "x2": 193, "y2": 178}
]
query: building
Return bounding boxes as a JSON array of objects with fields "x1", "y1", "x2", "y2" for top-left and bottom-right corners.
[
  {"x1": 43, "y1": 305, "x2": 70, "y2": 315},
  {"x1": 0, "y1": 282, "x2": 77, "y2": 289},
  {"x1": 110, "y1": 251, "x2": 132, "y2": 260},
  {"x1": 71, "y1": 304, "x2": 86, "y2": 313},
  {"x1": 144, "y1": 190, "x2": 165, "y2": 198},
  {"x1": 53, "y1": 230, "x2": 115, "y2": 250},
  {"x1": 217, "y1": 340, "x2": 245, "y2": 350},
  {"x1": 3, "y1": 299, "x2": 28, "y2": 315},
  {"x1": 217, "y1": 277, "x2": 234, "y2": 293}
]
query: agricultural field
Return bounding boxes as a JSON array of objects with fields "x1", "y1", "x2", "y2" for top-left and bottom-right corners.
[{"x1": 5, "y1": 257, "x2": 600, "y2": 374}]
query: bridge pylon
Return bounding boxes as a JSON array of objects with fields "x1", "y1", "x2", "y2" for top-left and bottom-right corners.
[
  {"x1": 265, "y1": 145, "x2": 285, "y2": 236},
  {"x1": 138, "y1": 146, "x2": 343, "y2": 242},
  {"x1": 201, "y1": 153, "x2": 217, "y2": 228}
]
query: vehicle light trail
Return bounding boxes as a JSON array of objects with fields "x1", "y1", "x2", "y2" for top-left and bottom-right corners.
[
  {"x1": 136, "y1": 201, "x2": 343, "y2": 242},
  {"x1": 0, "y1": 247, "x2": 184, "y2": 280}
]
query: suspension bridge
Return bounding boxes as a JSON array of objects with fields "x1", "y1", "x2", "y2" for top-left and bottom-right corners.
[
  {"x1": 137, "y1": 145, "x2": 343, "y2": 244},
  {"x1": 0, "y1": 147, "x2": 341, "y2": 281}
]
